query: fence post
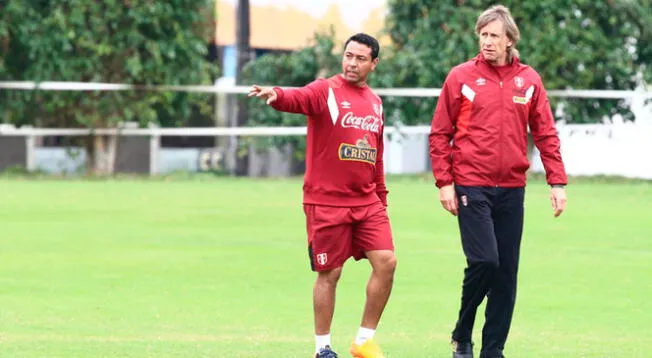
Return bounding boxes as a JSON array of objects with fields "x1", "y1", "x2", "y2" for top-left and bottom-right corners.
[
  {"x1": 24, "y1": 125, "x2": 36, "y2": 172},
  {"x1": 149, "y1": 123, "x2": 160, "y2": 175}
]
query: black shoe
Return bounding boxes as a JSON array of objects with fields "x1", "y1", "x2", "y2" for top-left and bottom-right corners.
[
  {"x1": 479, "y1": 349, "x2": 505, "y2": 358},
  {"x1": 315, "y1": 345, "x2": 338, "y2": 358},
  {"x1": 452, "y1": 340, "x2": 474, "y2": 358}
]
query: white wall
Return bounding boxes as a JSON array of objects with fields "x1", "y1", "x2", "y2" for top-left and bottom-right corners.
[
  {"x1": 24, "y1": 121, "x2": 652, "y2": 180},
  {"x1": 385, "y1": 132, "x2": 429, "y2": 174},
  {"x1": 531, "y1": 122, "x2": 652, "y2": 179}
]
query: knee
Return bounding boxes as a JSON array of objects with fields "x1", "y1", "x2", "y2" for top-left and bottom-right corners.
[
  {"x1": 484, "y1": 261, "x2": 499, "y2": 279},
  {"x1": 385, "y1": 254, "x2": 398, "y2": 274},
  {"x1": 470, "y1": 260, "x2": 499, "y2": 272},
  {"x1": 485, "y1": 260, "x2": 499, "y2": 270},
  {"x1": 317, "y1": 267, "x2": 343, "y2": 286},
  {"x1": 373, "y1": 252, "x2": 397, "y2": 276}
]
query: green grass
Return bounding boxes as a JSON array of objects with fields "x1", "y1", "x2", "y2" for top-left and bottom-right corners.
[{"x1": 1, "y1": 176, "x2": 651, "y2": 357}]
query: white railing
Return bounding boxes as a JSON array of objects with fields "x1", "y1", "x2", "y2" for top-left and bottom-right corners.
[
  {"x1": 0, "y1": 123, "x2": 432, "y2": 175},
  {"x1": 1, "y1": 81, "x2": 651, "y2": 178},
  {"x1": 3, "y1": 122, "x2": 651, "y2": 179},
  {"x1": 0, "y1": 124, "x2": 432, "y2": 137},
  {"x1": 1, "y1": 81, "x2": 651, "y2": 99}
]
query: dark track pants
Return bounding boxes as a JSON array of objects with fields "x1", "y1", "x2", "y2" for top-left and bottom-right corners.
[{"x1": 451, "y1": 186, "x2": 525, "y2": 358}]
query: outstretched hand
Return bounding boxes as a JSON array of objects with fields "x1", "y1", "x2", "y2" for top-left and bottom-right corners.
[{"x1": 248, "y1": 85, "x2": 278, "y2": 105}]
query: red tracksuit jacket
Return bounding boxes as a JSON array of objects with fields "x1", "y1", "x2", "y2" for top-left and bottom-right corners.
[
  {"x1": 271, "y1": 74, "x2": 388, "y2": 207},
  {"x1": 430, "y1": 54, "x2": 567, "y2": 188}
]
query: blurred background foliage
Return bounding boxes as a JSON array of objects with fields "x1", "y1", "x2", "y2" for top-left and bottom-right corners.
[
  {"x1": 0, "y1": 0, "x2": 218, "y2": 130},
  {"x1": 245, "y1": 0, "x2": 652, "y2": 126}
]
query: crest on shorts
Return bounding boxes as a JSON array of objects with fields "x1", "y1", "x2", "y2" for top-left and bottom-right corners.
[
  {"x1": 461, "y1": 195, "x2": 468, "y2": 207},
  {"x1": 316, "y1": 253, "x2": 328, "y2": 266}
]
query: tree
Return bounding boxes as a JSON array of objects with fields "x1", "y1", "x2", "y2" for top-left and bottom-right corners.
[
  {"x1": 0, "y1": 0, "x2": 218, "y2": 174},
  {"x1": 383, "y1": 0, "x2": 652, "y2": 124},
  {"x1": 241, "y1": 30, "x2": 339, "y2": 171},
  {"x1": 615, "y1": 0, "x2": 652, "y2": 86}
]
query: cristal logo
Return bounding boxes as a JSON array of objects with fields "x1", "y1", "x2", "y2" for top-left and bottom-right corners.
[{"x1": 341, "y1": 112, "x2": 381, "y2": 133}]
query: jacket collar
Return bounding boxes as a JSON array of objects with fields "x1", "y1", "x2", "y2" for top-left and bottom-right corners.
[{"x1": 473, "y1": 52, "x2": 521, "y2": 67}]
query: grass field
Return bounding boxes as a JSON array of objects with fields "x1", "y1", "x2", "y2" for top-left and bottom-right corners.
[{"x1": 1, "y1": 175, "x2": 651, "y2": 357}]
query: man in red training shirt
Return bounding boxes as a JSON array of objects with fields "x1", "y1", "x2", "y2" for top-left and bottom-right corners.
[{"x1": 248, "y1": 33, "x2": 396, "y2": 358}]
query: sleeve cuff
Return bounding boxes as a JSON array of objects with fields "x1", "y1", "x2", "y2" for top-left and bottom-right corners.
[
  {"x1": 435, "y1": 179, "x2": 453, "y2": 188},
  {"x1": 272, "y1": 87, "x2": 284, "y2": 100}
]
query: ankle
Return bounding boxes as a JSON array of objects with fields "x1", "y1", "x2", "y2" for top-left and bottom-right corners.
[
  {"x1": 354, "y1": 327, "x2": 375, "y2": 345},
  {"x1": 315, "y1": 333, "x2": 331, "y2": 353}
]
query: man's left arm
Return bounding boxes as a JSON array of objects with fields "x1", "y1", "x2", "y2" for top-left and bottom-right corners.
[
  {"x1": 374, "y1": 118, "x2": 388, "y2": 207},
  {"x1": 528, "y1": 77, "x2": 568, "y2": 217}
]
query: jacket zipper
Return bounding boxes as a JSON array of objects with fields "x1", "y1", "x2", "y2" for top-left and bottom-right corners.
[
  {"x1": 486, "y1": 59, "x2": 522, "y2": 187},
  {"x1": 496, "y1": 77, "x2": 504, "y2": 187}
]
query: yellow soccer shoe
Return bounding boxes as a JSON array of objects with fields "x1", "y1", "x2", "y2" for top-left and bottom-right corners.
[{"x1": 349, "y1": 339, "x2": 386, "y2": 358}]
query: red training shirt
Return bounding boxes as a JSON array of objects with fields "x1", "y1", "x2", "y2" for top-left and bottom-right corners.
[{"x1": 271, "y1": 74, "x2": 388, "y2": 207}]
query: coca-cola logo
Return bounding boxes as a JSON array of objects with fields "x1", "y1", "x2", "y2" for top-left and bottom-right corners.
[{"x1": 340, "y1": 112, "x2": 381, "y2": 133}]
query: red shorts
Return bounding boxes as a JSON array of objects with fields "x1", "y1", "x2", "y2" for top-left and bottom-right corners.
[{"x1": 303, "y1": 201, "x2": 394, "y2": 272}]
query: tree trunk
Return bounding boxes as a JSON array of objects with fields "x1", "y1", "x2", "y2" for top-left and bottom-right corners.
[
  {"x1": 85, "y1": 135, "x2": 117, "y2": 175},
  {"x1": 233, "y1": 0, "x2": 251, "y2": 176}
]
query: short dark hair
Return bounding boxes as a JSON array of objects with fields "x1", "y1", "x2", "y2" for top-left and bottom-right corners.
[{"x1": 344, "y1": 33, "x2": 380, "y2": 60}]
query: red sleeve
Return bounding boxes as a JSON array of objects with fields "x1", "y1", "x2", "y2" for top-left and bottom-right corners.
[
  {"x1": 270, "y1": 79, "x2": 327, "y2": 116},
  {"x1": 374, "y1": 119, "x2": 388, "y2": 206},
  {"x1": 528, "y1": 78, "x2": 568, "y2": 186},
  {"x1": 429, "y1": 70, "x2": 460, "y2": 188}
]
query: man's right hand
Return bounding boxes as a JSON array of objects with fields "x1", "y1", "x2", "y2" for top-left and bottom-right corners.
[
  {"x1": 248, "y1": 85, "x2": 278, "y2": 105},
  {"x1": 439, "y1": 184, "x2": 458, "y2": 216}
]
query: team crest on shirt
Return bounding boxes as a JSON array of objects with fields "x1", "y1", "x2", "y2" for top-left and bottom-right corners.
[
  {"x1": 475, "y1": 78, "x2": 487, "y2": 86},
  {"x1": 338, "y1": 135, "x2": 377, "y2": 165},
  {"x1": 514, "y1": 76, "x2": 524, "y2": 88}
]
